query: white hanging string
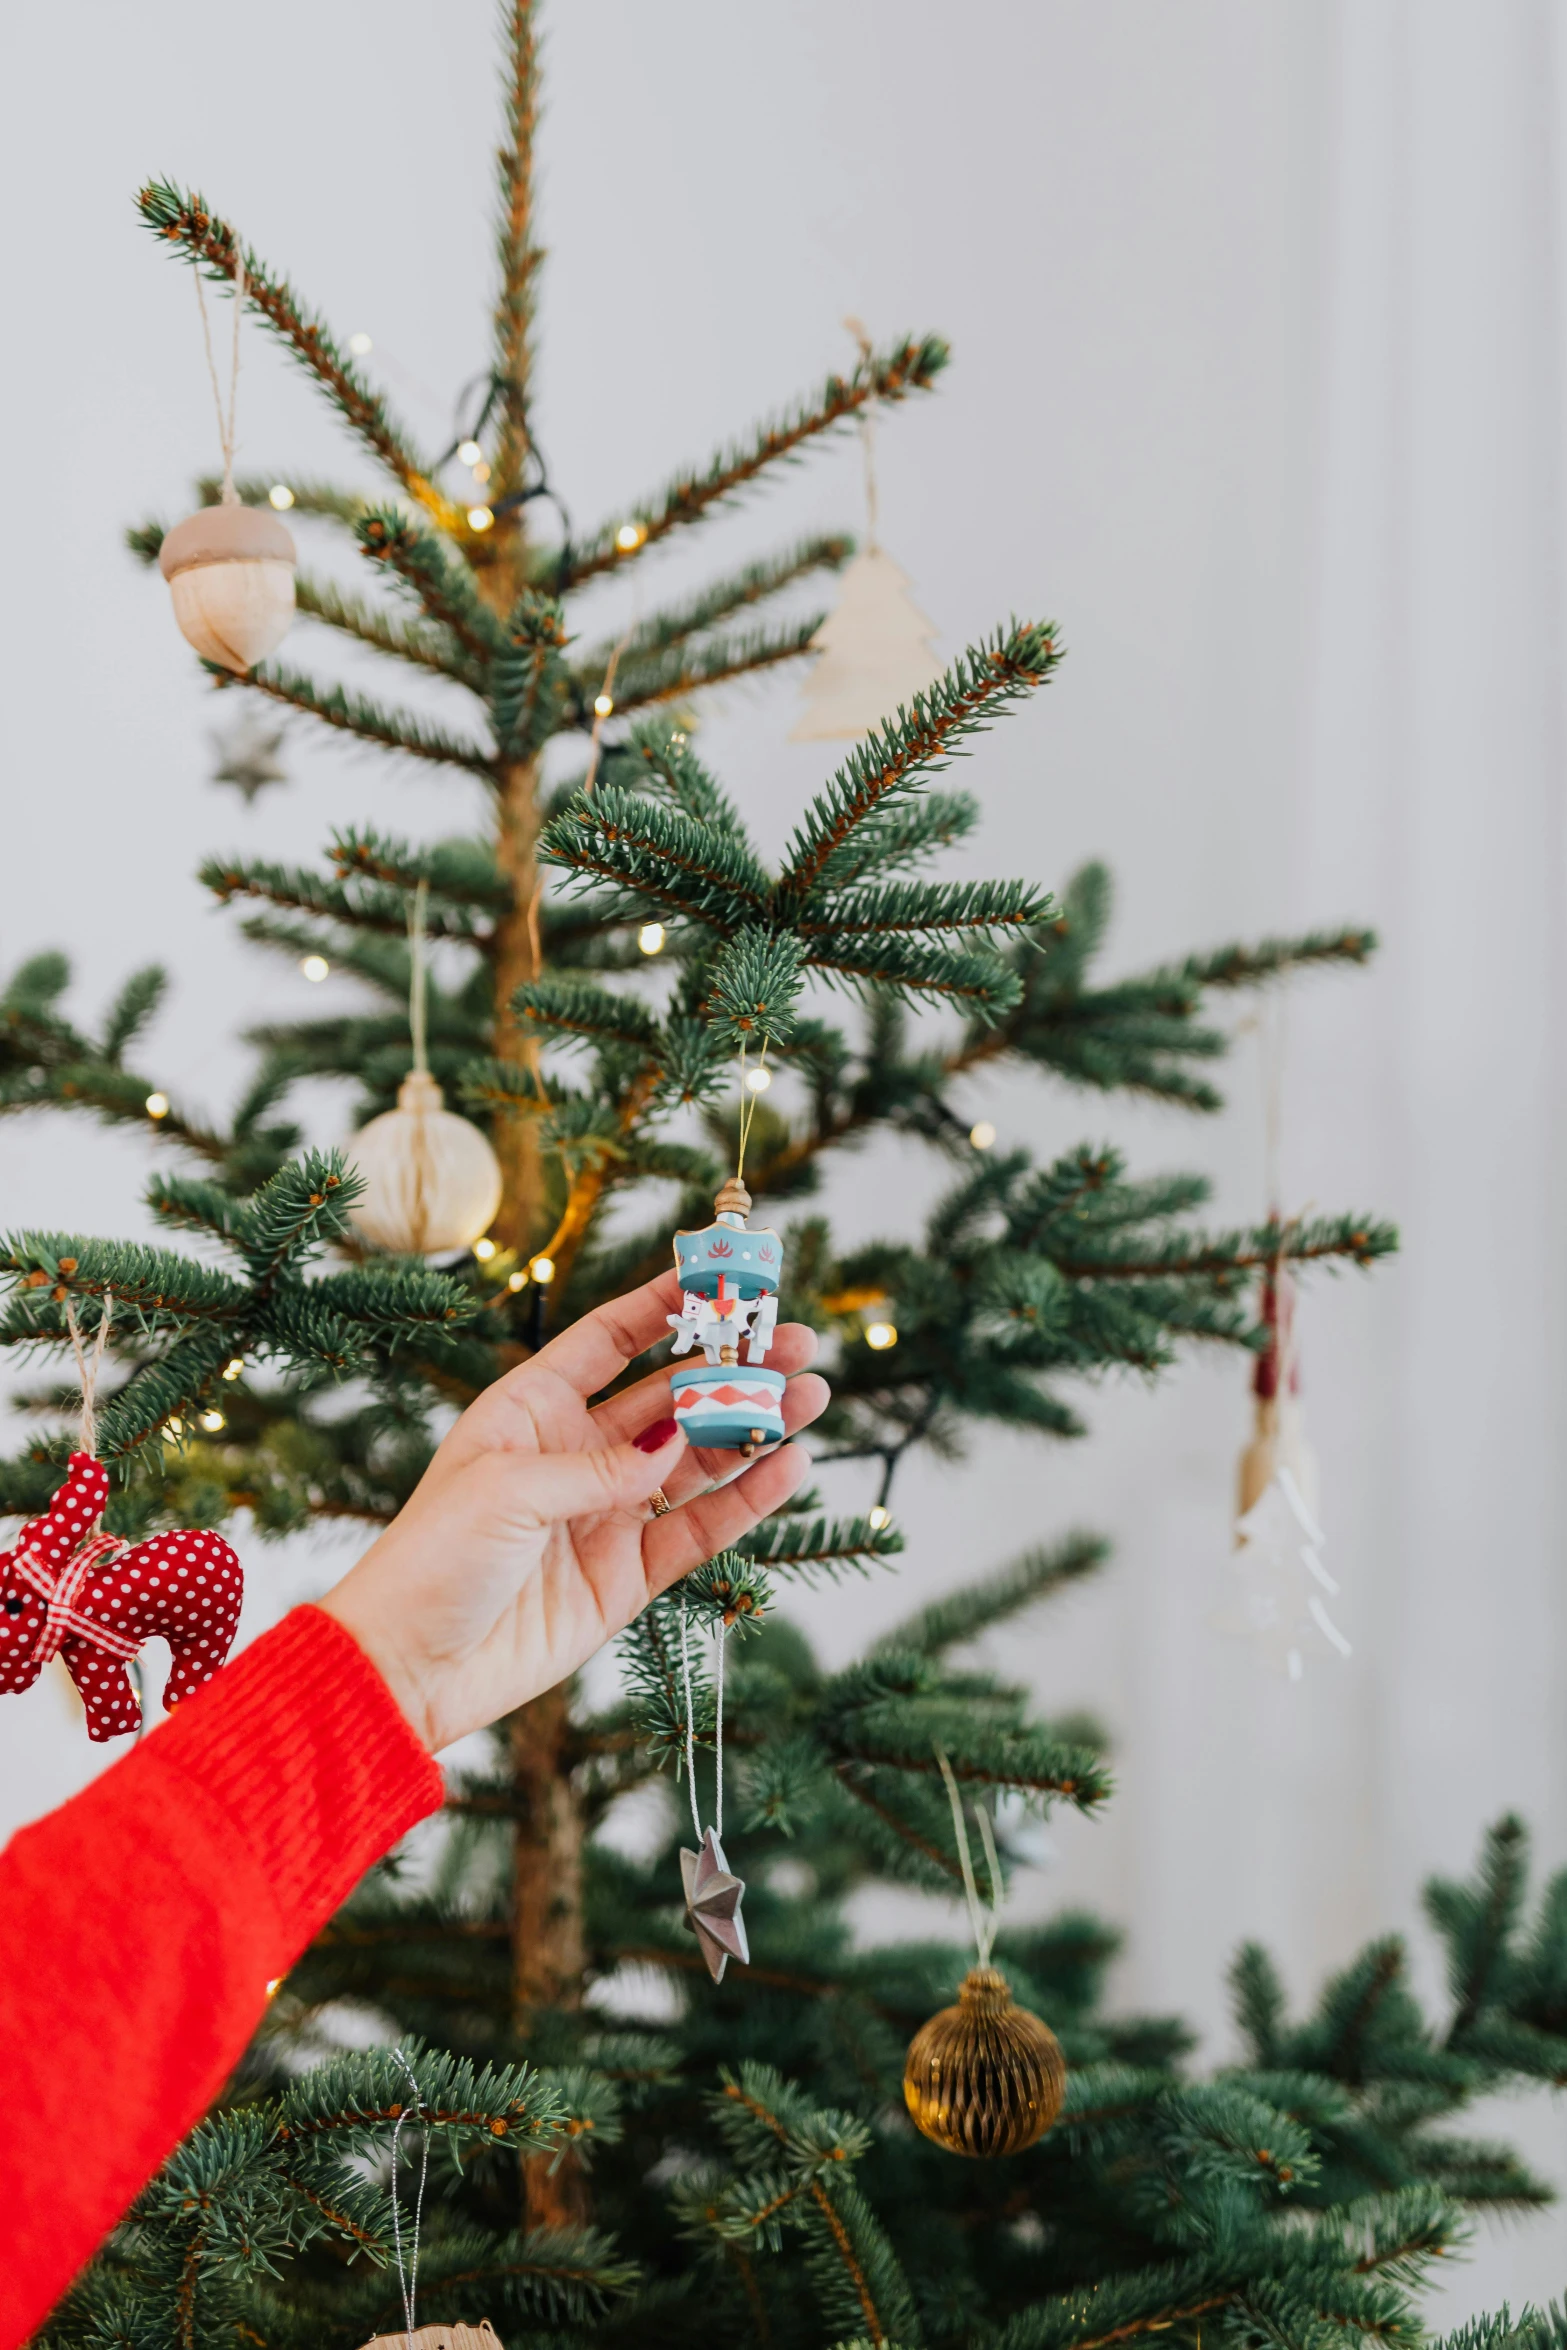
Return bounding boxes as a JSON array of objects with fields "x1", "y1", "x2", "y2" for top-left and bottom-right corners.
[
  {"x1": 934, "y1": 1744, "x2": 1003, "y2": 1968},
  {"x1": 407, "y1": 879, "x2": 430, "y2": 1075},
  {"x1": 62, "y1": 1294, "x2": 114, "y2": 1461},
  {"x1": 844, "y1": 315, "x2": 879, "y2": 550},
  {"x1": 735, "y1": 1037, "x2": 771, "y2": 1180},
  {"x1": 388, "y1": 2048, "x2": 430, "y2": 2350},
  {"x1": 194, "y1": 252, "x2": 247, "y2": 506},
  {"x1": 678, "y1": 1593, "x2": 727, "y2": 1842}
]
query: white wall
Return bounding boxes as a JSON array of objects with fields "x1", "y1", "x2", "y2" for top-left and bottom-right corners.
[{"x1": 2, "y1": 0, "x2": 1564, "y2": 2314}]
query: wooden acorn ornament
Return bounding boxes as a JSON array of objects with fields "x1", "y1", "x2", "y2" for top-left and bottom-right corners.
[
  {"x1": 903, "y1": 1966, "x2": 1067, "y2": 2158},
  {"x1": 162, "y1": 250, "x2": 297, "y2": 674},
  {"x1": 160, "y1": 500, "x2": 296, "y2": 675},
  {"x1": 346, "y1": 885, "x2": 503, "y2": 1256},
  {"x1": 903, "y1": 1749, "x2": 1066, "y2": 2157}
]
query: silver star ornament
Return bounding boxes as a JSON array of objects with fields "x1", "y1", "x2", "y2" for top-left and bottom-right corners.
[{"x1": 680, "y1": 1826, "x2": 749, "y2": 1983}]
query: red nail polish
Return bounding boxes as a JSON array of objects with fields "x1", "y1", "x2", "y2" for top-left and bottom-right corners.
[{"x1": 634, "y1": 1416, "x2": 679, "y2": 1454}]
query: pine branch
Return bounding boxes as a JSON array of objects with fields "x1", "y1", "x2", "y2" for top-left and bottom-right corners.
[
  {"x1": 540, "y1": 785, "x2": 772, "y2": 927},
  {"x1": 135, "y1": 181, "x2": 462, "y2": 528},
  {"x1": 1180, "y1": 925, "x2": 1380, "y2": 989},
  {"x1": 202, "y1": 854, "x2": 491, "y2": 943},
  {"x1": 357, "y1": 507, "x2": 507, "y2": 665},
  {"x1": 560, "y1": 335, "x2": 949, "y2": 586},
  {"x1": 781, "y1": 620, "x2": 1062, "y2": 898},
  {"x1": 491, "y1": 0, "x2": 544, "y2": 500},
  {"x1": 582, "y1": 535, "x2": 853, "y2": 668},
  {"x1": 296, "y1": 569, "x2": 487, "y2": 691},
  {"x1": 222, "y1": 660, "x2": 496, "y2": 778},
  {"x1": 579, "y1": 616, "x2": 825, "y2": 722},
  {"x1": 877, "y1": 1532, "x2": 1108, "y2": 1654}
]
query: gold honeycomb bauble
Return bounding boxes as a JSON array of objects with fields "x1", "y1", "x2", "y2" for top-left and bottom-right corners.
[{"x1": 903, "y1": 1966, "x2": 1066, "y2": 2157}]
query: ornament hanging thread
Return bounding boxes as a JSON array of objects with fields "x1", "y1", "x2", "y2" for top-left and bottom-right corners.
[
  {"x1": 348, "y1": 880, "x2": 504, "y2": 1256},
  {"x1": 902, "y1": 1749, "x2": 1066, "y2": 2158},
  {"x1": 160, "y1": 251, "x2": 297, "y2": 675},
  {"x1": 0, "y1": 1295, "x2": 244, "y2": 1740},
  {"x1": 357, "y1": 2050, "x2": 506, "y2": 2350}
]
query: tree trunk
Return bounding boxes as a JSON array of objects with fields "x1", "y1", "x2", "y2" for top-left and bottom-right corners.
[
  {"x1": 489, "y1": 747, "x2": 546, "y2": 1257},
  {"x1": 509, "y1": 1688, "x2": 591, "y2": 2227}
]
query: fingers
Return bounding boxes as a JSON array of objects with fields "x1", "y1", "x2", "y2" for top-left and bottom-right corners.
[
  {"x1": 494, "y1": 1422, "x2": 687, "y2": 1528},
  {"x1": 527, "y1": 1271, "x2": 686, "y2": 1401},
  {"x1": 656, "y1": 1371, "x2": 830, "y2": 1505},
  {"x1": 642, "y1": 1442, "x2": 814, "y2": 1595},
  {"x1": 590, "y1": 1321, "x2": 820, "y2": 1446}
]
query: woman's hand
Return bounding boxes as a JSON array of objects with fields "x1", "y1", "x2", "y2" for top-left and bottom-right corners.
[{"x1": 319, "y1": 1271, "x2": 828, "y2": 1753}]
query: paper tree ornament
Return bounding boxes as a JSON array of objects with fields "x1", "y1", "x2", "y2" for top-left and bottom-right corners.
[
  {"x1": 680, "y1": 1825, "x2": 750, "y2": 1983},
  {"x1": 1215, "y1": 1276, "x2": 1348, "y2": 1679},
  {"x1": 159, "y1": 502, "x2": 297, "y2": 675},
  {"x1": 789, "y1": 547, "x2": 940, "y2": 743},
  {"x1": 0, "y1": 1452, "x2": 243, "y2": 1740},
  {"x1": 348, "y1": 1071, "x2": 503, "y2": 1256},
  {"x1": 667, "y1": 1176, "x2": 785, "y2": 1452}
]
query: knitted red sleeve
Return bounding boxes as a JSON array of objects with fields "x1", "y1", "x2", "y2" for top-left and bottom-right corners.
[{"x1": 0, "y1": 1605, "x2": 445, "y2": 2345}]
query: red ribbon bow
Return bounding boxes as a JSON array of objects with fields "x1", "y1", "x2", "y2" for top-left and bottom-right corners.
[{"x1": 12, "y1": 1527, "x2": 139, "y2": 1664}]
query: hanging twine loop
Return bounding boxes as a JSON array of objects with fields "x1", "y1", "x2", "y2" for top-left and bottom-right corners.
[
  {"x1": 388, "y1": 2048, "x2": 430, "y2": 2350},
  {"x1": 934, "y1": 1744, "x2": 1003, "y2": 1968},
  {"x1": 407, "y1": 878, "x2": 430, "y2": 1076},
  {"x1": 679, "y1": 1593, "x2": 728, "y2": 1842},
  {"x1": 844, "y1": 314, "x2": 879, "y2": 551},
  {"x1": 63, "y1": 1293, "x2": 114, "y2": 1463},
  {"x1": 194, "y1": 249, "x2": 247, "y2": 506}
]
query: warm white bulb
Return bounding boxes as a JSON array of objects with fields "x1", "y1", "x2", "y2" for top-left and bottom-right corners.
[
  {"x1": 864, "y1": 1321, "x2": 898, "y2": 1351},
  {"x1": 165, "y1": 1415, "x2": 184, "y2": 1437},
  {"x1": 265, "y1": 1977, "x2": 283, "y2": 1999},
  {"x1": 145, "y1": 1092, "x2": 169, "y2": 1120},
  {"x1": 508, "y1": 1269, "x2": 528, "y2": 1292},
  {"x1": 744, "y1": 1066, "x2": 772, "y2": 1094},
  {"x1": 473, "y1": 1236, "x2": 497, "y2": 1262},
  {"x1": 222, "y1": 1357, "x2": 245, "y2": 1382},
  {"x1": 615, "y1": 522, "x2": 645, "y2": 551},
  {"x1": 594, "y1": 692, "x2": 614, "y2": 718},
  {"x1": 200, "y1": 1408, "x2": 226, "y2": 1434},
  {"x1": 670, "y1": 731, "x2": 687, "y2": 747},
  {"x1": 348, "y1": 331, "x2": 373, "y2": 356},
  {"x1": 268, "y1": 483, "x2": 295, "y2": 511},
  {"x1": 300, "y1": 954, "x2": 330, "y2": 983},
  {"x1": 471, "y1": 458, "x2": 491, "y2": 485},
  {"x1": 637, "y1": 922, "x2": 665, "y2": 957},
  {"x1": 531, "y1": 1254, "x2": 556, "y2": 1286},
  {"x1": 468, "y1": 505, "x2": 495, "y2": 532},
  {"x1": 969, "y1": 1120, "x2": 997, "y2": 1151},
  {"x1": 456, "y1": 439, "x2": 483, "y2": 466},
  {"x1": 868, "y1": 1504, "x2": 891, "y2": 1531}
]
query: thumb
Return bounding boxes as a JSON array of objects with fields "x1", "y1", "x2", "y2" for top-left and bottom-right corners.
[{"x1": 496, "y1": 1425, "x2": 687, "y2": 1528}]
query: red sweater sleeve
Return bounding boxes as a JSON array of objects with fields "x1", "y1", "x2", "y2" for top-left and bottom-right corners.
[{"x1": 0, "y1": 1605, "x2": 444, "y2": 2346}]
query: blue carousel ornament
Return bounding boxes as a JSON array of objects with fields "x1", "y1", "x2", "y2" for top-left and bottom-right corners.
[{"x1": 667, "y1": 1173, "x2": 786, "y2": 1454}]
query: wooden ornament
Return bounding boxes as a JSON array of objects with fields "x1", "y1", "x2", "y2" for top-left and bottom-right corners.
[
  {"x1": 361, "y1": 2325, "x2": 505, "y2": 2350},
  {"x1": 159, "y1": 502, "x2": 296, "y2": 674},
  {"x1": 903, "y1": 1966, "x2": 1066, "y2": 2158},
  {"x1": 790, "y1": 547, "x2": 940, "y2": 742},
  {"x1": 347, "y1": 1071, "x2": 503, "y2": 1255}
]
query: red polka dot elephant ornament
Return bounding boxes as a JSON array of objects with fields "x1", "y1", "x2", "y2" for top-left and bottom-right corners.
[{"x1": 0, "y1": 1451, "x2": 242, "y2": 1740}]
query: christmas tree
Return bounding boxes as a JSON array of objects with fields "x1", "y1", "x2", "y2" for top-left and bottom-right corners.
[{"x1": 9, "y1": 8, "x2": 1567, "y2": 2342}]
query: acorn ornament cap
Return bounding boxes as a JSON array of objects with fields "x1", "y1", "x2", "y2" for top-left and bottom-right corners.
[
  {"x1": 346, "y1": 882, "x2": 502, "y2": 1256},
  {"x1": 160, "y1": 500, "x2": 296, "y2": 675},
  {"x1": 162, "y1": 247, "x2": 296, "y2": 674}
]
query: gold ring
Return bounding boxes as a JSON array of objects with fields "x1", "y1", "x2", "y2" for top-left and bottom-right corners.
[{"x1": 649, "y1": 1488, "x2": 671, "y2": 1517}]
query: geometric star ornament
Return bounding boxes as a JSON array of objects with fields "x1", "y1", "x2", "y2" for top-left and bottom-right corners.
[
  {"x1": 679, "y1": 1826, "x2": 749, "y2": 1983},
  {"x1": 210, "y1": 708, "x2": 288, "y2": 803}
]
